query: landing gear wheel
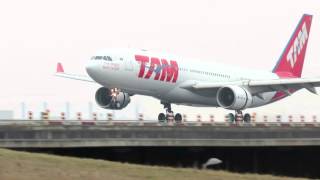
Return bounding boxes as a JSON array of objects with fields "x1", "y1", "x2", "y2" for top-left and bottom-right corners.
[
  {"x1": 174, "y1": 113, "x2": 182, "y2": 124},
  {"x1": 243, "y1": 113, "x2": 251, "y2": 123},
  {"x1": 228, "y1": 113, "x2": 235, "y2": 123},
  {"x1": 158, "y1": 113, "x2": 166, "y2": 123}
]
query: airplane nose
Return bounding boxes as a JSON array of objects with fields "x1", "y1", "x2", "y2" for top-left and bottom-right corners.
[{"x1": 86, "y1": 61, "x2": 97, "y2": 76}]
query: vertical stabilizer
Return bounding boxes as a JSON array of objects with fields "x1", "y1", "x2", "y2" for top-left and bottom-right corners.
[{"x1": 273, "y1": 14, "x2": 312, "y2": 78}]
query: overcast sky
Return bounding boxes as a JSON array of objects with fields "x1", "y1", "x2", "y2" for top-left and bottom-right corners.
[{"x1": 0, "y1": 0, "x2": 320, "y2": 120}]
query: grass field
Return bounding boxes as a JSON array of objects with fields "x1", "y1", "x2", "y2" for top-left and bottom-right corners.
[{"x1": 0, "y1": 148, "x2": 306, "y2": 180}]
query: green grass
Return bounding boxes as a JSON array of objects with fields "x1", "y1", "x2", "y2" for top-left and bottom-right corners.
[{"x1": 0, "y1": 148, "x2": 306, "y2": 180}]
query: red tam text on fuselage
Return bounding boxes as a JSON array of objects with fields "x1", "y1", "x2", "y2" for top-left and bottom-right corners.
[{"x1": 135, "y1": 55, "x2": 179, "y2": 83}]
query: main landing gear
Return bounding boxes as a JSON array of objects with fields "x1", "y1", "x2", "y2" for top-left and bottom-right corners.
[
  {"x1": 228, "y1": 110, "x2": 251, "y2": 123},
  {"x1": 158, "y1": 102, "x2": 182, "y2": 124}
]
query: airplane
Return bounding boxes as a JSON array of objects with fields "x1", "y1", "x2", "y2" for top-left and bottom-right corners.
[{"x1": 56, "y1": 14, "x2": 319, "y2": 123}]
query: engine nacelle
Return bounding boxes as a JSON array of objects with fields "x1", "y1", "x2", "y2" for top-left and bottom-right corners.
[
  {"x1": 216, "y1": 86, "x2": 253, "y2": 110},
  {"x1": 95, "y1": 87, "x2": 130, "y2": 110}
]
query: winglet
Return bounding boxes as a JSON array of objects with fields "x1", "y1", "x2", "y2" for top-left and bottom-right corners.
[{"x1": 56, "y1": 62, "x2": 64, "y2": 73}]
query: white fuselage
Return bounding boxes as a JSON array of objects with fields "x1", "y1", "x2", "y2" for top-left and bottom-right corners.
[{"x1": 86, "y1": 48, "x2": 283, "y2": 108}]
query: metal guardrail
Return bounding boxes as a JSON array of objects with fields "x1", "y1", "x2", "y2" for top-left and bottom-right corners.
[{"x1": 0, "y1": 120, "x2": 319, "y2": 127}]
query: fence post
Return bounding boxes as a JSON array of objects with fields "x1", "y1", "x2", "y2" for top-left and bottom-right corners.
[
  {"x1": 138, "y1": 113, "x2": 144, "y2": 125},
  {"x1": 60, "y1": 112, "x2": 65, "y2": 121},
  {"x1": 251, "y1": 113, "x2": 256, "y2": 123},
  {"x1": 28, "y1": 111, "x2": 33, "y2": 120},
  {"x1": 92, "y1": 112, "x2": 97, "y2": 121},
  {"x1": 300, "y1": 115, "x2": 305, "y2": 123},
  {"x1": 41, "y1": 111, "x2": 49, "y2": 121},
  {"x1": 77, "y1": 112, "x2": 82, "y2": 121},
  {"x1": 276, "y1": 115, "x2": 281, "y2": 123},
  {"x1": 209, "y1": 115, "x2": 214, "y2": 124},
  {"x1": 195, "y1": 114, "x2": 201, "y2": 126},
  {"x1": 263, "y1": 115, "x2": 268, "y2": 123},
  {"x1": 182, "y1": 114, "x2": 187, "y2": 124},
  {"x1": 107, "y1": 113, "x2": 113, "y2": 120}
]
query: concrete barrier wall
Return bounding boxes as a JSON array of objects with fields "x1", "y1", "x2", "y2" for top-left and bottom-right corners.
[{"x1": 1, "y1": 125, "x2": 320, "y2": 148}]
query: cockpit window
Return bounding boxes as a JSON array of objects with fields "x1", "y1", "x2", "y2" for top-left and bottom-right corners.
[{"x1": 91, "y1": 56, "x2": 113, "y2": 61}]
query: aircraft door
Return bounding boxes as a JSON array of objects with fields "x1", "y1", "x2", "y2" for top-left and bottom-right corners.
[{"x1": 124, "y1": 57, "x2": 133, "y2": 71}]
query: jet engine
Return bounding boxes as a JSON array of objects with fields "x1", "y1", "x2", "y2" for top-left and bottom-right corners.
[
  {"x1": 216, "y1": 86, "x2": 253, "y2": 110},
  {"x1": 95, "y1": 87, "x2": 130, "y2": 110}
]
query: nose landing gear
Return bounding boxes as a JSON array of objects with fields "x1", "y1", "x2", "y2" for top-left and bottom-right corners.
[{"x1": 158, "y1": 102, "x2": 182, "y2": 124}]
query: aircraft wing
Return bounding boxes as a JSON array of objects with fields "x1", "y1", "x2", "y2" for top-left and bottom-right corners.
[
  {"x1": 183, "y1": 77, "x2": 320, "y2": 95},
  {"x1": 55, "y1": 63, "x2": 95, "y2": 83}
]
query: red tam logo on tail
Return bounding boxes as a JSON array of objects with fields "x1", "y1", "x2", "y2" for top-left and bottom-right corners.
[
  {"x1": 273, "y1": 14, "x2": 312, "y2": 78},
  {"x1": 286, "y1": 22, "x2": 309, "y2": 68}
]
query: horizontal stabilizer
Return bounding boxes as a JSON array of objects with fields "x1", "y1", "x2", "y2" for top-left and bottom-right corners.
[
  {"x1": 55, "y1": 63, "x2": 95, "y2": 83},
  {"x1": 56, "y1": 62, "x2": 64, "y2": 73}
]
